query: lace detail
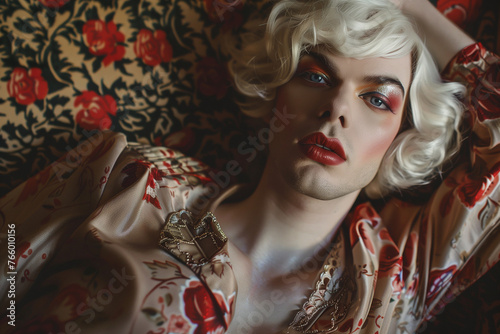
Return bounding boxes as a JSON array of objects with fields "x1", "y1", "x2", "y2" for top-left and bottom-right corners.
[{"x1": 288, "y1": 229, "x2": 356, "y2": 333}]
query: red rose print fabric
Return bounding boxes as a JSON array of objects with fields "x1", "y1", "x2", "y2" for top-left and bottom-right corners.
[
  {"x1": 0, "y1": 0, "x2": 268, "y2": 198},
  {"x1": 134, "y1": 29, "x2": 173, "y2": 66},
  {"x1": 203, "y1": 0, "x2": 245, "y2": 31},
  {"x1": 442, "y1": 43, "x2": 500, "y2": 147},
  {"x1": 182, "y1": 280, "x2": 233, "y2": 334},
  {"x1": 473, "y1": 62, "x2": 500, "y2": 122},
  {"x1": 195, "y1": 57, "x2": 230, "y2": 100},
  {"x1": 75, "y1": 91, "x2": 117, "y2": 130},
  {"x1": 83, "y1": 20, "x2": 125, "y2": 66},
  {"x1": 436, "y1": 0, "x2": 482, "y2": 29},
  {"x1": 0, "y1": 132, "x2": 236, "y2": 334},
  {"x1": 38, "y1": 0, "x2": 70, "y2": 8},
  {"x1": 7, "y1": 68, "x2": 48, "y2": 105}
]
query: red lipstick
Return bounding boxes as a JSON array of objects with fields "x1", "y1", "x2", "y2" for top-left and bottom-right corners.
[{"x1": 298, "y1": 132, "x2": 346, "y2": 166}]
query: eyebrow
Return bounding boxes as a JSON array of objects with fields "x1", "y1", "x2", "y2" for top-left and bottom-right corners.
[
  {"x1": 306, "y1": 51, "x2": 406, "y2": 95},
  {"x1": 363, "y1": 76, "x2": 405, "y2": 96}
]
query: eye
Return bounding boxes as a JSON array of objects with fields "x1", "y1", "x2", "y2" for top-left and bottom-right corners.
[
  {"x1": 308, "y1": 72, "x2": 327, "y2": 84},
  {"x1": 369, "y1": 96, "x2": 385, "y2": 108},
  {"x1": 359, "y1": 93, "x2": 392, "y2": 112},
  {"x1": 298, "y1": 71, "x2": 331, "y2": 86}
]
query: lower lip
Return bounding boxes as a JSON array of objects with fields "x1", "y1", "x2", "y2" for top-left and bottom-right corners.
[{"x1": 299, "y1": 145, "x2": 346, "y2": 166}]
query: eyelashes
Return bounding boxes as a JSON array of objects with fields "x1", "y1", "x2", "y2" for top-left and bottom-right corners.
[
  {"x1": 358, "y1": 92, "x2": 393, "y2": 112},
  {"x1": 297, "y1": 70, "x2": 331, "y2": 86},
  {"x1": 295, "y1": 67, "x2": 399, "y2": 113}
]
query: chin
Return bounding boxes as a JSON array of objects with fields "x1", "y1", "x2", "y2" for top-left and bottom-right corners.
[
  {"x1": 304, "y1": 186, "x2": 358, "y2": 201},
  {"x1": 289, "y1": 174, "x2": 357, "y2": 201}
]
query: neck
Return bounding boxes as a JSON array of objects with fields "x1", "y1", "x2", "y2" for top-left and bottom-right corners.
[{"x1": 215, "y1": 162, "x2": 359, "y2": 274}]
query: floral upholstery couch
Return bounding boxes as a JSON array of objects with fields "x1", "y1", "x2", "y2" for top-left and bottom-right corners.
[
  {"x1": 0, "y1": 0, "x2": 499, "y2": 332},
  {"x1": 0, "y1": 0, "x2": 273, "y2": 198}
]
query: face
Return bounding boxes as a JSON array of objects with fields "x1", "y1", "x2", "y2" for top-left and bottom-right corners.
[{"x1": 266, "y1": 50, "x2": 412, "y2": 201}]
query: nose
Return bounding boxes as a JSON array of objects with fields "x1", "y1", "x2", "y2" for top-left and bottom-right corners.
[{"x1": 317, "y1": 85, "x2": 350, "y2": 128}]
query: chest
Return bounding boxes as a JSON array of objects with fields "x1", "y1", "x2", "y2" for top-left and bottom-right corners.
[{"x1": 225, "y1": 245, "x2": 319, "y2": 334}]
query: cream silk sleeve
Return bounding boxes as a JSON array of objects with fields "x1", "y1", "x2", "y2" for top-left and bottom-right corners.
[{"x1": 0, "y1": 131, "x2": 236, "y2": 334}]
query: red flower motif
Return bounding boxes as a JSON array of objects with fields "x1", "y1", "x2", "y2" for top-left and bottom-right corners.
[
  {"x1": 121, "y1": 160, "x2": 149, "y2": 188},
  {"x1": 182, "y1": 280, "x2": 232, "y2": 334},
  {"x1": 351, "y1": 203, "x2": 381, "y2": 228},
  {"x1": 378, "y1": 229, "x2": 403, "y2": 293},
  {"x1": 195, "y1": 57, "x2": 229, "y2": 99},
  {"x1": 379, "y1": 243, "x2": 401, "y2": 277},
  {"x1": 426, "y1": 265, "x2": 457, "y2": 306},
  {"x1": 74, "y1": 91, "x2": 117, "y2": 130},
  {"x1": 437, "y1": 0, "x2": 480, "y2": 28},
  {"x1": 38, "y1": 0, "x2": 70, "y2": 8},
  {"x1": 167, "y1": 314, "x2": 191, "y2": 334},
  {"x1": 349, "y1": 203, "x2": 380, "y2": 253},
  {"x1": 457, "y1": 43, "x2": 483, "y2": 63},
  {"x1": 143, "y1": 167, "x2": 167, "y2": 209},
  {"x1": 83, "y1": 20, "x2": 125, "y2": 66},
  {"x1": 14, "y1": 241, "x2": 33, "y2": 268},
  {"x1": 7, "y1": 67, "x2": 48, "y2": 105},
  {"x1": 51, "y1": 284, "x2": 89, "y2": 320},
  {"x1": 204, "y1": 0, "x2": 244, "y2": 30},
  {"x1": 134, "y1": 29, "x2": 173, "y2": 66},
  {"x1": 349, "y1": 221, "x2": 375, "y2": 254},
  {"x1": 473, "y1": 63, "x2": 500, "y2": 121},
  {"x1": 121, "y1": 160, "x2": 167, "y2": 208},
  {"x1": 456, "y1": 162, "x2": 500, "y2": 208}
]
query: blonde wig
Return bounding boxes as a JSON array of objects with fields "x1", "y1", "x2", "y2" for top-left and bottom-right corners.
[{"x1": 227, "y1": 0, "x2": 465, "y2": 197}]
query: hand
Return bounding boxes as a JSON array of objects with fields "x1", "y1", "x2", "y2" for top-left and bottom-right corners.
[{"x1": 390, "y1": 0, "x2": 475, "y2": 70}]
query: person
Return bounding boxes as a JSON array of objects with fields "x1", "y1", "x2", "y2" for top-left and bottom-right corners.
[{"x1": 0, "y1": 0, "x2": 498, "y2": 333}]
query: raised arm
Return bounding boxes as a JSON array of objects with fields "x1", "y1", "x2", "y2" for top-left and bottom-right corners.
[{"x1": 399, "y1": 0, "x2": 476, "y2": 70}]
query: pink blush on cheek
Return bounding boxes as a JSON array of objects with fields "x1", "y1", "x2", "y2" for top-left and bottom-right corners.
[
  {"x1": 360, "y1": 109, "x2": 403, "y2": 164},
  {"x1": 368, "y1": 124, "x2": 400, "y2": 158},
  {"x1": 361, "y1": 134, "x2": 397, "y2": 166}
]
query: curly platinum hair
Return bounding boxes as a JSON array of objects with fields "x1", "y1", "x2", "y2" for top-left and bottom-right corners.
[{"x1": 227, "y1": 0, "x2": 465, "y2": 197}]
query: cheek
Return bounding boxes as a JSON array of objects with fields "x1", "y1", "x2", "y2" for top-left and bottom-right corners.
[
  {"x1": 275, "y1": 82, "x2": 317, "y2": 119},
  {"x1": 273, "y1": 85, "x2": 311, "y2": 139},
  {"x1": 275, "y1": 87, "x2": 287, "y2": 114},
  {"x1": 275, "y1": 85, "x2": 299, "y2": 118},
  {"x1": 269, "y1": 88, "x2": 300, "y2": 151},
  {"x1": 359, "y1": 117, "x2": 401, "y2": 163}
]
